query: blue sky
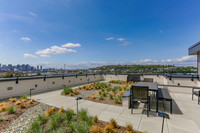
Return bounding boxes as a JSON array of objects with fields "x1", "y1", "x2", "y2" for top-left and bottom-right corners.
[{"x1": 0, "y1": 0, "x2": 200, "y2": 69}]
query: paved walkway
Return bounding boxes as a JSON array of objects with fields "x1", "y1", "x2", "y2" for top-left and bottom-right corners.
[{"x1": 32, "y1": 86, "x2": 200, "y2": 133}]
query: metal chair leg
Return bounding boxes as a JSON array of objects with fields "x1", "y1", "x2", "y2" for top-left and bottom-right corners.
[
  {"x1": 170, "y1": 100, "x2": 172, "y2": 114},
  {"x1": 147, "y1": 101, "x2": 149, "y2": 117},
  {"x1": 131, "y1": 100, "x2": 133, "y2": 114},
  {"x1": 149, "y1": 97, "x2": 151, "y2": 111}
]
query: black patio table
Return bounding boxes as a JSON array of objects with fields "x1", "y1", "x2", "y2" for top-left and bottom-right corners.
[{"x1": 126, "y1": 82, "x2": 158, "y2": 112}]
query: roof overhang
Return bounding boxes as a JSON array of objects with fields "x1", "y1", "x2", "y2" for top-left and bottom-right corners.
[{"x1": 188, "y1": 41, "x2": 200, "y2": 55}]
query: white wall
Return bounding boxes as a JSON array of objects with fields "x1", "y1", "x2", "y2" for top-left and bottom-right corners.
[
  {"x1": 102, "y1": 74, "x2": 128, "y2": 81},
  {"x1": 141, "y1": 75, "x2": 166, "y2": 84},
  {"x1": 1, "y1": 74, "x2": 200, "y2": 99},
  {"x1": 0, "y1": 75, "x2": 103, "y2": 99}
]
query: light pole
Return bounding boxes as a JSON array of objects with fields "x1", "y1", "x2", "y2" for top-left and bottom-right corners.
[
  {"x1": 30, "y1": 88, "x2": 35, "y2": 99},
  {"x1": 158, "y1": 112, "x2": 170, "y2": 133},
  {"x1": 75, "y1": 97, "x2": 83, "y2": 113}
]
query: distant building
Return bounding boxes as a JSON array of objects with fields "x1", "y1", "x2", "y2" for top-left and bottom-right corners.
[
  {"x1": 40, "y1": 66, "x2": 42, "y2": 70},
  {"x1": 37, "y1": 66, "x2": 39, "y2": 70}
]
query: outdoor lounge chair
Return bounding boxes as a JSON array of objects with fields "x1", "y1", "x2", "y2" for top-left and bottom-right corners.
[{"x1": 130, "y1": 86, "x2": 150, "y2": 117}]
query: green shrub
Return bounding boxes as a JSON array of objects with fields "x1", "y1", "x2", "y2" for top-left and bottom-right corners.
[
  {"x1": 65, "y1": 109, "x2": 74, "y2": 121},
  {"x1": 37, "y1": 115, "x2": 47, "y2": 124},
  {"x1": 117, "y1": 80, "x2": 123, "y2": 84},
  {"x1": 48, "y1": 112, "x2": 62, "y2": 130},
  {"x1": 123, "y1": 87, "x2": 127, "y2": 91},
  {"x1": 69, "y1": 121, "x2": 90, "y2": 133},
  {"x1": 77, "y1": 109, "x2": 93, "y2": 126},
  {"x1": 94, "y1": 82, "x2": 109, "y2": 89},
  {"x1": 114, "y1": 86, "x2": 122, "y2": 91},
  {"x1": 114, "y1": 97, "x2": 121, "y2": 103},
  {"x1": 99, "y1": 95, "x2": 104, "y2": 100},
  {"x1": 117, "y1": 95, "x2": 122, "y2": 101},
  {"x1": 112, "y1": 88, "x2": 117, "y2": 92},
  {"x1": 49, "y1": 116, "x2": 59, "y2": 130},
  {"x1": 102, "y1": 92, "x2": 106, "y2": 97},
  {"x1": 7, "y1": 106, "x2": 15, "y2": 114},
  {"x1": 109, "y1": 94, "x2": 113, "y2": 99},
  {"x1": 63, "y1": 88, "x2": 73, "y2": 95},
  {"x1": 107, "y1": 87, "x2": 112, "y2": 91},
  {"x1": 28, "y1": 120, "x2": 41, "y2": 132},
  {"x1": 21, "y1": 95, "x2": 27, "y2": 99},
  {"x1": 101, "y1": 89, "x2": 105, "y2": 92}
]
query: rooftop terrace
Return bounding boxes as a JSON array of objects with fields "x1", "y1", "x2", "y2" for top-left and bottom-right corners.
[
  {"x1": 31, "y1": 83, "x2": 200, "y2": 133},
  {"x1": 0, "y1": 74, "x2": 200, "y2": 133}
]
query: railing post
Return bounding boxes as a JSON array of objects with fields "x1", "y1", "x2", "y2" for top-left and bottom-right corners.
[
  {"x1": 16, "y1": 76, "x2": 19, "y2": 84},
  {"x1": 44, "y1": 75, "x2": 46, "y2": 81}
]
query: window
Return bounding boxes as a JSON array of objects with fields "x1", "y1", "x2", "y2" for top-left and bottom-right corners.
[
  {"x1": 35, "y1": 84, "x2": 38, "y2": 87},
  {"x1": 52, "y1": 82, "x2": 55, "y2": 84}
]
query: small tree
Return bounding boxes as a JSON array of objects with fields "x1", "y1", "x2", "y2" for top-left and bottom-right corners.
[{"x1": 37, "y1": 72, "x2": 41, "y2": 76}]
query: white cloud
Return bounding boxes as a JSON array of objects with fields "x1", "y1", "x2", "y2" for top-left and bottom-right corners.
[
  {"x1": 130, "y1": 56, "x2": 196, "y2": 66},
  {"x1": 20, "y1": 37, "x2": 31, "y2": 42},
  {"x1": 105, "y1": 37, "x2": 114, "y2": 40},
  {"x1": 24, "y1": 56, "x2": 197, "y2": 69},
  {"x1": 40, "y1": 54, "x2": 50, "y2": 57},
  {"x1": 117, "y1": 38, "x2": 125, "y2": 41},
  {"x1": 61, "y1": 43, "x2": 81, "y2": 48},
  {"x1": 28, "y1": 12, "x2": 37, "y2": 17},
  {"x1": 0, "y1": 12, "x2": 32, "y2": 21},
  {"x1": 121, "y1": 41, "x2": 131, "y2": 46},
  {"x1": 36, "y1": 45, "x2": 76, "y2": 57},
  {"x1": 24, "y1": 53, "x2": 37, "y2": 58}
]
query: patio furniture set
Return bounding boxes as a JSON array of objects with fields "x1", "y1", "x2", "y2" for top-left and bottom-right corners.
[{"x1": 123, "y1": 82, "x2": 173, "y2": 117}]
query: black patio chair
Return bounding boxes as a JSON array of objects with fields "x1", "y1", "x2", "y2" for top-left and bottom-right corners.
[{"x1": 130, "y1": 86, "x2": 150, "y2": 117}]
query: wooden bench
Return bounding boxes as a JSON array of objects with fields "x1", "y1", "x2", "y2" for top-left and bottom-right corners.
[
  {"x1": 192, "y1": 87, "x2": 200, "y2": 104},
  {"x1": 158, "y1": 88, "x2": 173, "y2": 114}
]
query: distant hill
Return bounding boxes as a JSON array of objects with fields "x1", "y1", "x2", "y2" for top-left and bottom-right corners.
[{"x1": 89, "y1": 65, "x2": 196, "y2": 74}]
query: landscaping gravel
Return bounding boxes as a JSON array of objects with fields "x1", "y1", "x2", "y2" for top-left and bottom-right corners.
[{"x1": 3, "y1": 103, "x2": 52, "y2": 133}]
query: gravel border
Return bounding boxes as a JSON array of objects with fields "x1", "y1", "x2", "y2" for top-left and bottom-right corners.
[{"x1": 3, "y1": 103, "x2": 52, "y2": 133}]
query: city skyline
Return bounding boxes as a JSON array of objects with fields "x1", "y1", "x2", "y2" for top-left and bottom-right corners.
[{"x1": 0, "y1": 0, "x2": 200, "y2": 69}]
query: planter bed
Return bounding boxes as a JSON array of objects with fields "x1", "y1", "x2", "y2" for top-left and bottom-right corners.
[
  {"x1": 61, "y1": 82, "x2": 131, "y2": 106},
  {"x1": 0, "y1": 96, "x2": 39, "y2": 132},
  {"x1": 25, "y1": 107, "x2": 146, "y2": 133}
]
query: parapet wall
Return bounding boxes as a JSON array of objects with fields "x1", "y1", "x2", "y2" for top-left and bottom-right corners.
[
  {"x1": 103, "y1": 74, "x2": 200, "y2": 94},
  {"x1": 0, "y1": 74, "x2": 199, "y2": 99},
  {"x1": 0, "y1": 75, "x2": 103, "y2": 99}
]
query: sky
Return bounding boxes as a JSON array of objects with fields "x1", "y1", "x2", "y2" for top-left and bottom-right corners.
[{"x1": 0, "y1": 0, "x2": 200, "y2": 69}]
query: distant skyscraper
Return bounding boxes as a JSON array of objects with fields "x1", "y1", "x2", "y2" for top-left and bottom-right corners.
[
  {"x1": 40, "y1": 66, "x2": 42, "y2": 70},
  {"x1": 64, "y1": 64, "x2": 66, "y2": 70},
  {"x1": 0, "y1": 63, "x2": 1, "y2": 68},
  {"x1": 37, "y1": 65, "x2": 39, "y2": 70}
]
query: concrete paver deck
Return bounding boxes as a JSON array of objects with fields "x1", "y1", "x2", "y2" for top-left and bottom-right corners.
[{"x1": 32, "y1": 86, "x2": 200, "y2": 133}]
